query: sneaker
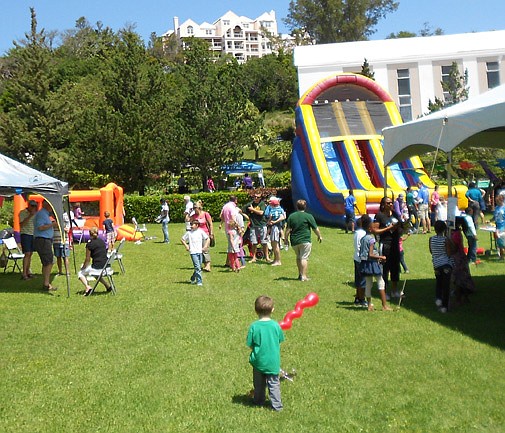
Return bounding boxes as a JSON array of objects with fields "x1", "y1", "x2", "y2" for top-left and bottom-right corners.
[
  {"x1": 359, "y1": 300, "x2": 369, "y2": 308},
  {"x1": 354, "y1": 297, "x2": 361, "y2": 305},
  {"x1": 386, "y1": 293, "x2": 391, "y2": 301},
  {"x1": 197, "y1": 283, "x2": 203, "y2": 286},
  {"x1": 439, "y1": 307, "x2": 447, "y2": 313},
  {"x1": 435, "y1": 299, "x2": 443, "y2": 307},
  {"x1": 404, "y1": 269, "x2": 410, "y2": 274}
]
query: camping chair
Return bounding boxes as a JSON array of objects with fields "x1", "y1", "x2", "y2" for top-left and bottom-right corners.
[
  {"x1": 132, "y1": 217, "x2": 148, "y2": 240},
  {"x1": 87, "y1": 251, "x2": 117, "y2": 295},
  {"x1": 2, "y1": 237, "x2": 24, "y2": 274},
  {"x1": 113, "y1": 238, "x2": 126, "y2": 274}
]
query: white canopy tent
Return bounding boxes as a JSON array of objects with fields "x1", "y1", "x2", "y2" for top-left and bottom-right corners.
[{"x1": 383, "y1": 84, "x2": 505, "y2": 166}]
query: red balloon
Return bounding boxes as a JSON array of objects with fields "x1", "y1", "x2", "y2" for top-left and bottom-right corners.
[
  {"x1": 279, "y1": 320, "x2": 292, "y2": 330},
  {"x1": 291, "y1": 307, "x2": 304, "y2": 319},
  {"x1": 295, "y1": 300, "x2": 307, "y2": 311},
  {"x1": 304, "y1": 292, "x2": 319, "y2": 307}
]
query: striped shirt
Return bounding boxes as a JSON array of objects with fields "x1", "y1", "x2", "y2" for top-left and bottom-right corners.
[
  {"x1": 19, "y1": 209, "x2": 35, "y2": 235},
  {"x1": 429, "y1": 235, "x2": 452, "y2": 269}
]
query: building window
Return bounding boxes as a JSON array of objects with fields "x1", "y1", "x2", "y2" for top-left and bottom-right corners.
[
  {"x1": 205, "y1": 29, "x2": 213, "y2": 35},
  {"x1": 187, "y1": 26, "x2": 193, "y2": 35},
  {"x1": 397, "y1": 68, "x2": 412, "y2": 122},
  {"x1": 223, "y1": 20, "x2": 230, "y2": 26},
  {"x1": 486, "y1": 61, "x2": 500, "y2": 88},
  {"x1": 441, "y1": 65, "x2": 452, "y2": 102}
]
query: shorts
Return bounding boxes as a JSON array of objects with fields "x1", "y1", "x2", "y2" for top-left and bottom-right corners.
[
  {"x1": 34, "y1": 237, "x2": 54, "y2": 266},
  {"x1": 354, "y1": 260, "x2": 366, "y2": 289},
  {"x1": 249, "y1": 226, "x2": 268, "y2": 245},
  {"x1": 106, "y1": 231, "x2": 116, "y2": 247},
  {"x1": 293, "y1": 243, "x2": 312, "y2": 260},
  {"x1": 418, "y1": 203, "x2": 429, "y2": 220},
  {"x1": 345, "y1": 210, "x2": 355, "y2": 224},
  {"x1": 20, "y1": 233, "x2": 34, "y2": 253},
  {"x1": 78, "y1": 265, "x2": 101, "y2": 279},
  {"x1": 269, "y1": 224, "x2": 282, "y2": 243},
  {"x1": 53, "y1": 242, "x2": 70, "y2": 257}
]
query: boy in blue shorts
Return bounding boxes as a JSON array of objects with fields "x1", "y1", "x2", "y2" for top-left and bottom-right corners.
[{"x1": 246, "y1": 295, "x2": 285, "y2": 411}]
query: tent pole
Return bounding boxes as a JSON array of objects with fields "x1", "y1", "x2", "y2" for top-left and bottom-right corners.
[{"x1": 448, "y1": 151, "x2": 453, "y2": 198}]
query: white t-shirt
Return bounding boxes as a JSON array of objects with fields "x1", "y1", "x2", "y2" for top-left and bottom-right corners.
[{"x1": 182, "y1": 228, "x2": 208, "y2": 254}]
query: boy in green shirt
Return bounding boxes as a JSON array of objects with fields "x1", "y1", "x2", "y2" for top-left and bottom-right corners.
[{"x1": 246, "y1": 295, "x2": 285, "y2": 411}]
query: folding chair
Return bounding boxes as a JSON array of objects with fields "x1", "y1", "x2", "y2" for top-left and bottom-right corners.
[
  {"x1": 2, "y1": 237, "x2": 25, "y2": 274},
  {"x1": 113, "y1": 238, "x2": 126, "y2": 274},
  {"x1": 132, "y1": 217, "x2": 148, "y2": 240},
  {"x1": 87, "y1": 251, "x2": 117, "y2": 295}
]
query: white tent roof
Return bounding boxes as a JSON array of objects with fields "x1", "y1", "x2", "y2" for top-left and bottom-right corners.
[
  {"x1": 0, "y1": 153, "x2": 68, "y2": 197},
  {"x1": 383, "y1": 84, "x2": 505, "y2": 165}
]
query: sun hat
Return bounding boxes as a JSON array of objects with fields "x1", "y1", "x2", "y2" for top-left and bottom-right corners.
[{"x1": 269, "y1": 196, "x2": 280, "y2": 205}]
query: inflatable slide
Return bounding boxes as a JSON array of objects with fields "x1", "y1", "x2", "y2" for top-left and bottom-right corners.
[{"x1": 291, "y1": 73, "x2": 465, "y2": 226}]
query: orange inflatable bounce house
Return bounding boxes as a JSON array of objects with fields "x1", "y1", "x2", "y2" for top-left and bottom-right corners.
[{"x1": 13, "y1": 183, "x2": 141, "y2": 241}]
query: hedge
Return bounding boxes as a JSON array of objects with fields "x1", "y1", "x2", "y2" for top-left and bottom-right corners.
[{"x1": 123, "y1": 188, "x2": 293, "y2": 224}]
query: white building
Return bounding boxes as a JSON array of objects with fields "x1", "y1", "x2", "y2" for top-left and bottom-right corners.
[
  {"x1": 294, "y1": 30, "x2": 505, "y2": 121},
  {"x1": 164, "y1": 10, "x2": 280, "y2": 63}
]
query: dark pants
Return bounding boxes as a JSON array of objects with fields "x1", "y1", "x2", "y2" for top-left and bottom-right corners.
[{"x1": 435, "y1": 265, "x2": 452, "y2": 309}]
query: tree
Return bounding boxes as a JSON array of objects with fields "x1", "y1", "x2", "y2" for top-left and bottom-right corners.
[
  {"x1": 240, "y1": 52, "x2": 298, "y2": 112},
  {"x1": 386, "y1": 22, "x2": 443, "y2": 39},
  {"x1": 360, "y1": 58, "x2": 375, "y2": 80},
  {"x1": 0, "y1": 8, "x2": 56, "y2": 169},
  {"x1": 173, "y1": 38, "x2": 261, "y2": 189},
  {"x1": 284, "y1": 0, "x2": 399, "y2": 44}
]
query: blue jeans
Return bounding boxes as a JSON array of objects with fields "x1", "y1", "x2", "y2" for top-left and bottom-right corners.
[
  {"x1": 161, "y1": 220, "x2": 169, "y2": 243},
  {"x1": 466, "y1": 236, "x2": 477, "y2": 262},
  {"x1": 190, "y1": 253, "x2": 203, "y2": 284}
]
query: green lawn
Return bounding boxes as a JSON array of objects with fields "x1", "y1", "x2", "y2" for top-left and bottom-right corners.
[{"x1": 1, "y1": 223, "x2": 504, "y2": 433}]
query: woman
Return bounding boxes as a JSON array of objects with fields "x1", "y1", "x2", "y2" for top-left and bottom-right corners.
[
  {"x1": 450, "y1": 217, "x2": 475, "y2": 304},
  {"x1": 190, "y1": 200, "x2": 214, "y2": 272},
  {"x1": 78, "y1": 226, "x2": 111, "y2": 296},
  {"x1": 465, "y1": 182, "x2": 483, "y2": 228},
  {"x1": 373, "y1": 196, "x2": 402, "y2": 299}
]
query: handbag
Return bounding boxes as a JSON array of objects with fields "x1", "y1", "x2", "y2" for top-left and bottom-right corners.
[
  {"x1": 155, "y1": 215, "x2": 163, "y2": 223},
  {"x1": 209, "y1": 234, "x2": 216, "y2": 248},
  {"x1": 0, "y1": 250, "x2": 7, "y2": 268}
]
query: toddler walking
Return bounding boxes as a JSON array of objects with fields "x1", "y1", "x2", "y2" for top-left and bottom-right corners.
[
  {"x1": 358, "y1": 215, "x2": 391, "y2": 311},
  {"x1": 246, "y1": 295, "x2": 285, "y2": 411}
]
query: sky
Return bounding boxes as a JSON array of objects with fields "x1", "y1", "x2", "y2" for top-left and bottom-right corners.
[{"x1": 1, "y1": 0, "x2": 505, "y2": 55}]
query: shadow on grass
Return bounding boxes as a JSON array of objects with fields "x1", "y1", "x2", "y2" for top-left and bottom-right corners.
[{"x1": 341, "y1": 274, "x2": 505, "y2": 351}]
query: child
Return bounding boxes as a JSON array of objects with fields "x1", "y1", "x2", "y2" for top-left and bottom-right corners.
[
  {"x1": 264, "y1": 196, "x2": 286, "y2": 266},
  {"x1": 429, "y1": 220, "x2": 453, "y2": 313},
  {"x1": 352, "y1": 217, "x2": 367, "y2": 307},
  {"x1": 103, "y1": 211, "x2": 116, "y2": 253},
  {"x1": 246, "y1": 295, "x2": 285, "y2": 411},
  {"x1": 52, "y1": 212, "x2": 70, "y2": 276},
  {"x1": 399, "y1": 232, "x2": 410, "y2": 273},
  {"x1": 227, "y1": 219, "x2": 242, "y2": 272},
  {"x1": 451, "y1": 218, "x2": 475, "y2": 305},
  {"x1": 358, "y1": 215, "x2": 391, "y2": 311},
  {"x1": 181, "y1": 220, "x2": 210, "y2": 286}
]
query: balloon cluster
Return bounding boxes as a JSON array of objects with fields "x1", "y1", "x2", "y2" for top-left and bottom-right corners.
[{"x1": 279, "y1": 292, "x2": 319, "y2": 330}]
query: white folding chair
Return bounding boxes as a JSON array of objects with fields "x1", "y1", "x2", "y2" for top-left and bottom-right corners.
[
  {"x1": 113, "y1": 238, "x2": 126, "y2": 274},
  {"x1": 132, "y1": 217, "x2": 148, "y2": 240},
  {"x1": 2, "y1": 237, "x2": 24, "y2": 274},
  {"x1": 87, "y1": 251, "x2": 117, "y2": 295}
]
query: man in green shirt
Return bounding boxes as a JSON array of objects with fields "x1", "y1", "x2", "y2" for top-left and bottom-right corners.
[
  {"x1": 243, "y1": 193, "x2": 270, "y2": 262},
  {"x1": 284, "y1": 199, "x2": 322, "y2": 281}
]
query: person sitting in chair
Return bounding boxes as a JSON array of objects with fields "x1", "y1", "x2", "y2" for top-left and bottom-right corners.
[{"x1": 78, "y1": 226, "x2": 112, "y2": 296}]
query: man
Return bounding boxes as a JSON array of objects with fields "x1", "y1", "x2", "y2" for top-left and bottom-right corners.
[
  {"x1": 406, "y1": 186, "x2": 419, "y2": 233},
  {"x1": 417, "y1": 181, "x2": 431, "y2": 234},
  {"x1": 183, "y1": 195, "x2": 194, "y2": 231},
  {"x1": 33, "y1": 200, "x2": 57, "y2": 291},
  {"x1": 242, "y1": 173, "x2": 254, "y2": 190},
  {"x1": 284, "y1": 199, "x2": 322, "y2": 281},
  {"x1": 243, "y1": 193, "x2": 270, "y2": 262}
]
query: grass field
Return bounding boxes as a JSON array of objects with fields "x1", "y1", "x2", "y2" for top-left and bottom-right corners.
[{"x1": 1, "y1": 223, "x2": 504, "y2": 433}]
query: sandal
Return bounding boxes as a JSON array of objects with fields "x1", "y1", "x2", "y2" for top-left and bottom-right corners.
[
  {"x1": 83, "y1": 288, "x2": 93, "y2": 297},
  {"x1": 43, "y1": 285, "x2": 58, "y2": 291}
]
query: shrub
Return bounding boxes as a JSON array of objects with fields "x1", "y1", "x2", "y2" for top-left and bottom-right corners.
[{"x1": 0, "y1": 198, "x2": 14, "y2": 227}]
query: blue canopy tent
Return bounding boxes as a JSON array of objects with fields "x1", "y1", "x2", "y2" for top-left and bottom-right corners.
[{"x1": 221, "y1": 161, "x2": 265, "y2": 187}]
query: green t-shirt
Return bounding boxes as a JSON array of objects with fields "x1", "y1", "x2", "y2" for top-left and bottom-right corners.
[
  {"x1": 243, "y1": 200, "x2": 266, "y2": 228},
  {"x1": 286, "y1": 211, "x2": 318, "y2": 246},
  {"x1": 246, "y1": 319, "x2": 284, "y2": 375}
]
